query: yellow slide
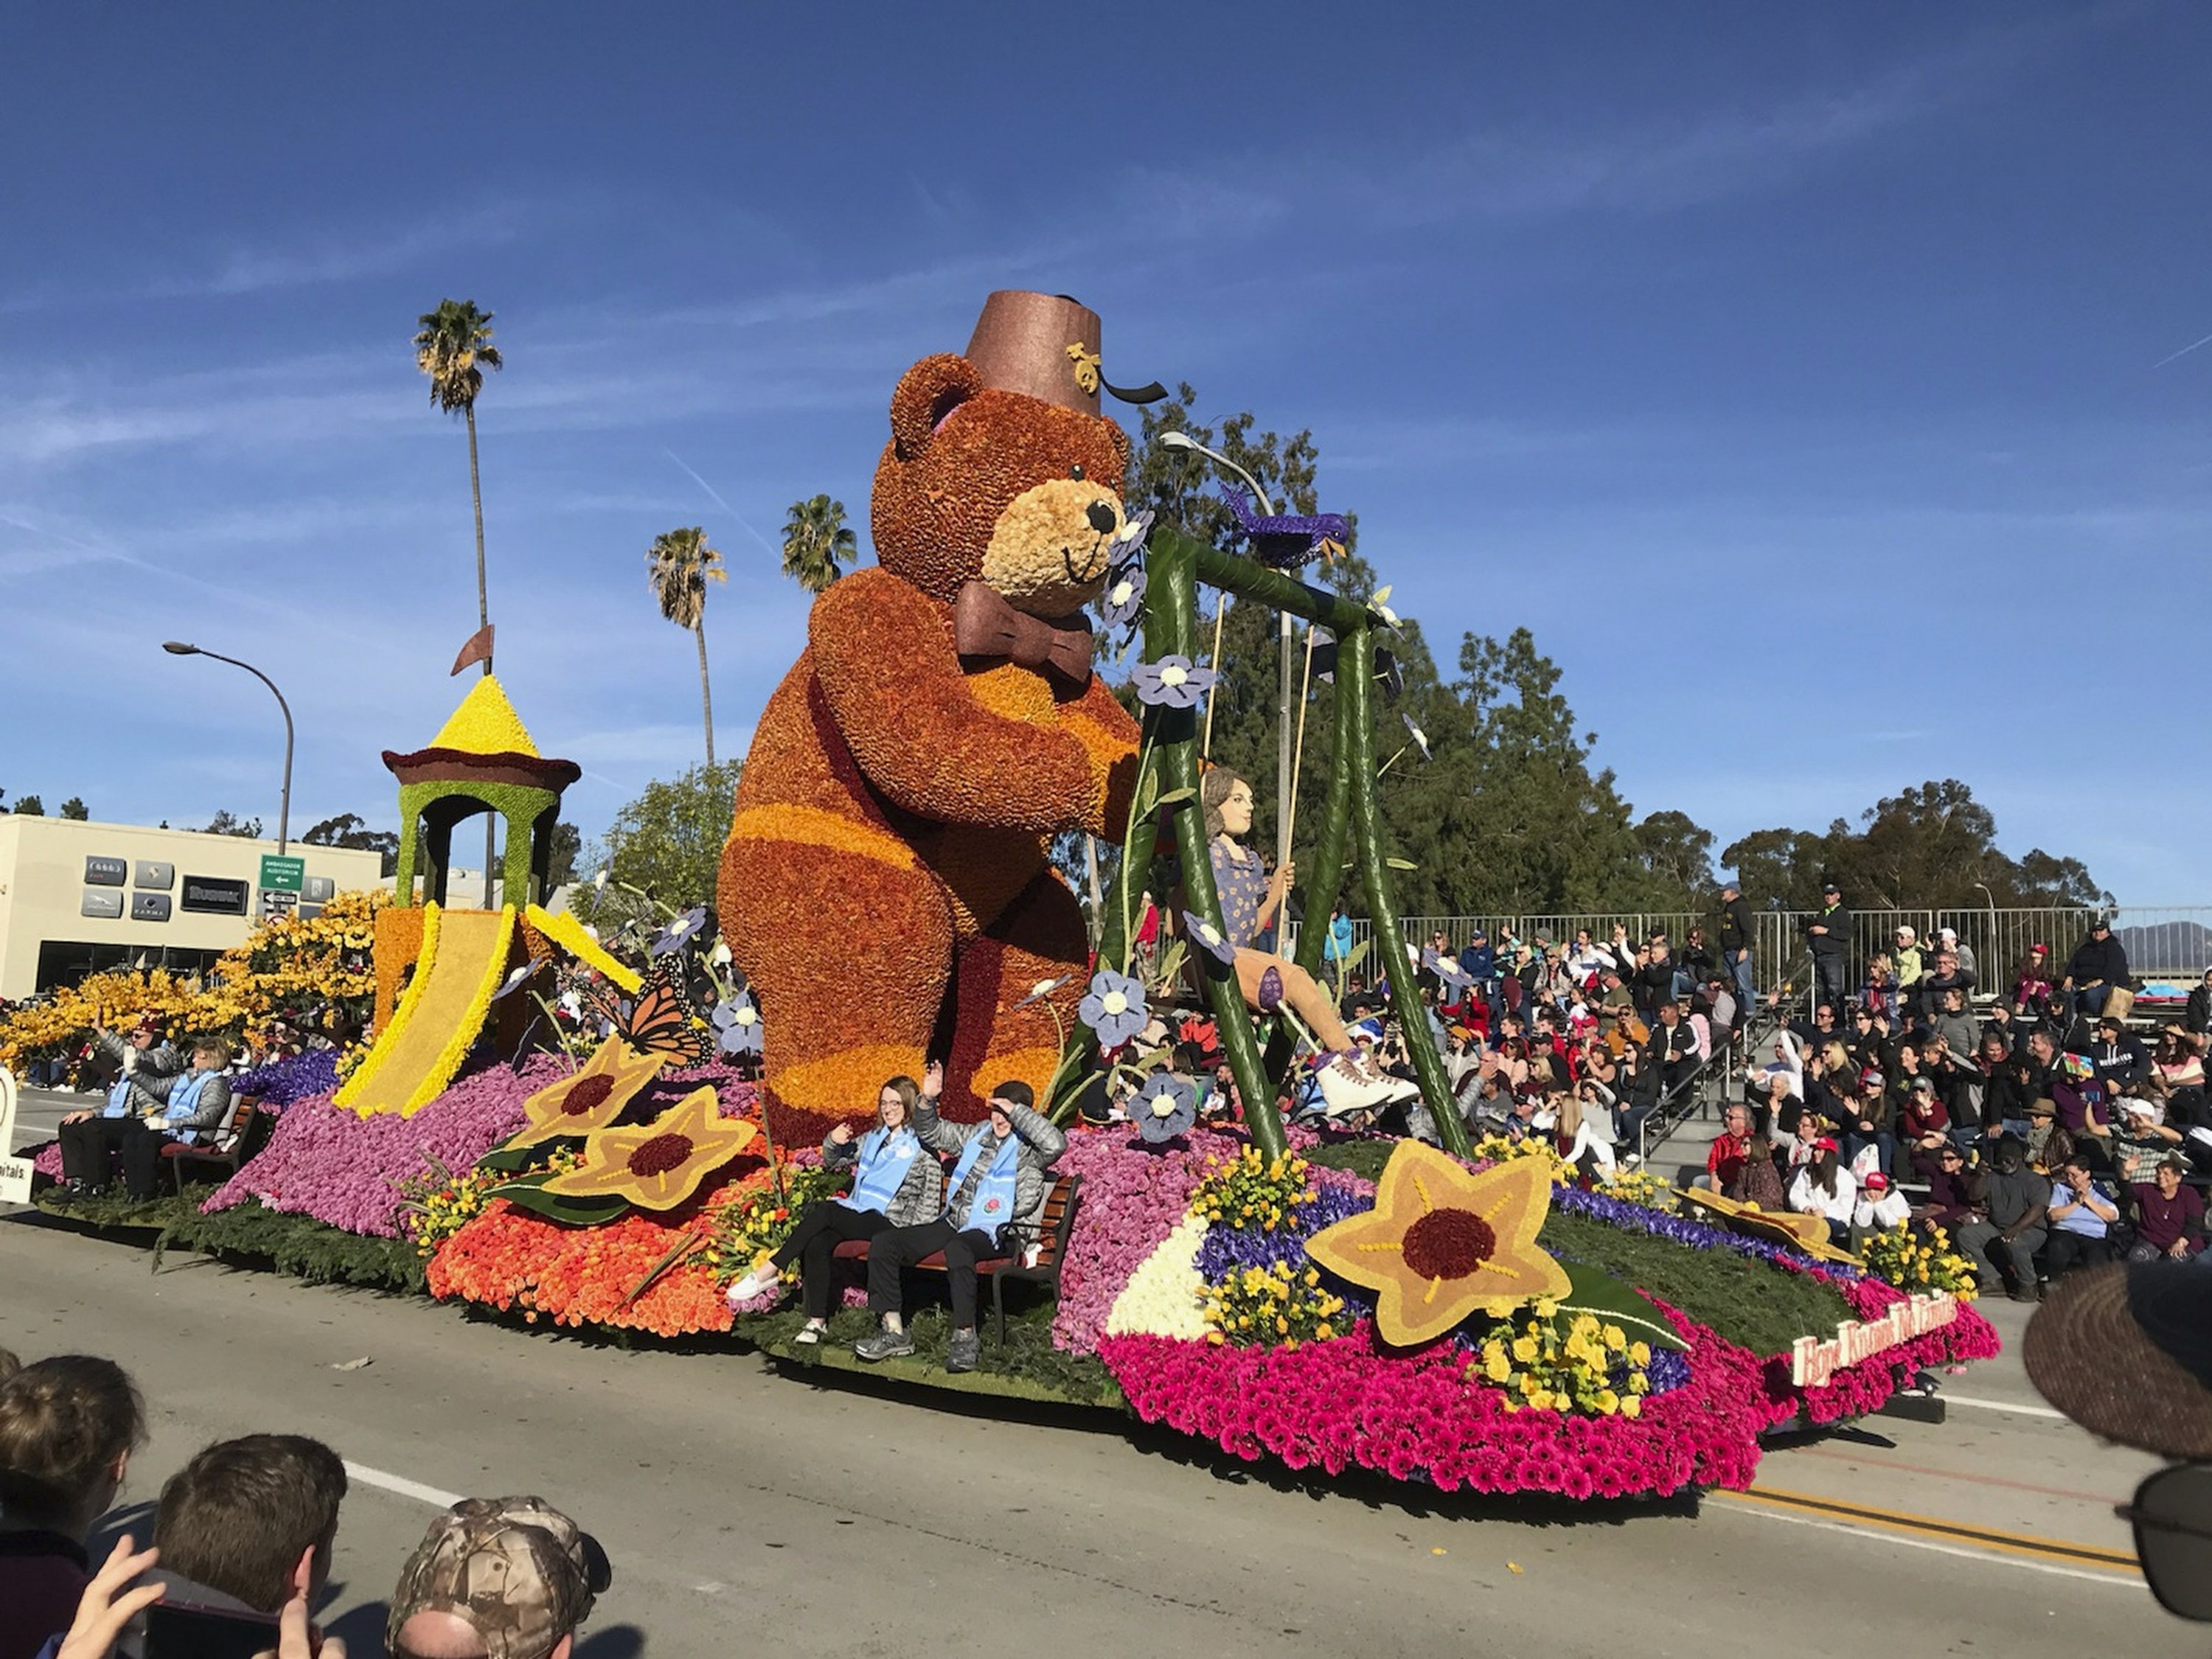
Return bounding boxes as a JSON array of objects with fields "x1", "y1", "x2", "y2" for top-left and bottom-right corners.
[{"x1": 336, "y1": 903, "x2": 517, "y2": 1117}]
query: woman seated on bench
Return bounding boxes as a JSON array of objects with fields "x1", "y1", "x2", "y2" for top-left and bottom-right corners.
[
  {"x1": 854, "y1": 1071, "x2": 1065, "y2": 1375},
  {"x1": 116, "y1": 1038, "x2": 235, "y2": 1200},
  {"x1": 725, "y1": 1071, "x2": 945, "y2": 1343}
]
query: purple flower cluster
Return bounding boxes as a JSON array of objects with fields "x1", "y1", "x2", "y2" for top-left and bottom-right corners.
[
  {"x1": 1193, "y1": 1183, "x2": 1368, "y2": 1281},
  {"x1": 232, "y1": 1050, "x2": 341, "y2": 1107},
  {"x1": 203, "y1": 1057, "x2": 569, "y2": 1237}
]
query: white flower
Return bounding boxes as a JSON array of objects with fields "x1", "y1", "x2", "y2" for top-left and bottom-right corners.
[
  {"x1": 1160, "y1": 662, "x2": 1189, "y2": 688},
  {"x1": 1102, "y1": 1212, "x2": 1211, "y2": 1340},
  {"x1": 1368, "y1": 583, "x2": 1402, "y2": 629}
]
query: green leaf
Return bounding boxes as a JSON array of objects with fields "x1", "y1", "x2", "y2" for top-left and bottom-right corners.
[
  {"x1": 1385, "y1": 856, "x2": 1418, "y2": 872},
  {"x1": 485, "y1": 1176, "x2": 630, "y2": 1228},
  {"x1": 1554, "y1": 1261, "x2": 1688, "y2": 1352},
  {"x1": 1151, "y1": 786, "x2": 1195, "y2": 810},
  {"x1": 476, "y1": 1138, "x2": 560, "y2": 1175}
]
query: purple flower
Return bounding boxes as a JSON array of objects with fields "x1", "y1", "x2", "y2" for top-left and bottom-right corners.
[
  {"x1": 650, "y1": 906, "x2": 709, "y2": 958},
  {"x1": 1131, "y1": 655, "x2": 1215, "y2": 709},
  {"x1": 1078, "y1": 969, "x2": 1150, "y2": 1049},
  {"x1": 1098, "y1": 563, "x2": 1148, "y2": 629},
  {"x1": 1222, "y1": 484, "x2": 1350, "y2": 569},
  {"x1": 1133, "y1": 1074, "x2": 1197, "y2": 1144},
  {"x1": 712, "y1": 994, "x2": 762, "y2": 1057},
  {"x1": 233, "y1": 1049, "x2": 340, "y2": 1107},
  {"x1": 1181, "y1": 911, "x2": 1237, "y2": 967}
]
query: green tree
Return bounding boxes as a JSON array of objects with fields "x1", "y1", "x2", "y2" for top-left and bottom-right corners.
[
  {"x1": 58, "y1": 796, "x2": 88, "y2": 820},
  {"x1": 779, "y1": 494, "x2": 855, "y2": 594},
  {"x1": 303, "y1": 812, "x2": 403, "y2": 877},
  {"x1": 546, "y1": 820, "x2": 582, "y2": 889},
  {"x1": 577, "y1": 761, "x2": 745, "y2": 927},
  {"x1": 13, "y1": 795, "x2": 44, "y2": 816},
  {"x1": 645, "y1": 526, "x2": 728, "y2": 765},
  {"x1": 413, "y1": 299, "x2": 504, "y2": 652},
  {"x1": 201, "y1": 810, "x2": 261, "y2": 837}
]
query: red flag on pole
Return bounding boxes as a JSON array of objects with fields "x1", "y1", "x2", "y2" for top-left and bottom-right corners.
[{"x1": 451, "y1": 624, "x2": 495, "y2": 676}]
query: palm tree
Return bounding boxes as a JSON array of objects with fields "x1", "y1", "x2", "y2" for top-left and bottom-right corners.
[
  {"x1": 413, "y1": 299, "x2": 504, "y2": 657},
  {"x1": 779, "y1": 494, "x2": 855, "y2": 594},
  {"x1": 646, "y1": 527, "x2": 728, "y2": 765}
]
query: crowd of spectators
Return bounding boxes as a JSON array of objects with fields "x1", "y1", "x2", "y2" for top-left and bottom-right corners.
[{"x1": 0, "y1": 1348, "x2": 609, "y2": 1659}]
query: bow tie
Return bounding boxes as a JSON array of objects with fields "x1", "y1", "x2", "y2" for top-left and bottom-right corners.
[{"x1": 951, "y1": 581, "x2": 1094, "y2": 687}]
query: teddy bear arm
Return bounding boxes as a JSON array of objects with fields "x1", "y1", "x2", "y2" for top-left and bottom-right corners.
[
  {"x1": 1060, "y1": 675, "x2": 1142, "y2": 841},
  {"x1": 812, "y1": 571, "x2": 1096, "y2": 827}
]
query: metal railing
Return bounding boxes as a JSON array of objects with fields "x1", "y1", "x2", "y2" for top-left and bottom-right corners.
[{"x1": 1288, "y1": 906, "x2": 2212, "y2": 1001}]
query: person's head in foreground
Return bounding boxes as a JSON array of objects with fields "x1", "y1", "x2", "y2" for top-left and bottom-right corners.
[
  {"x1": 2026, "y1": 1259, "x2": 2212, "y2": 1621},
  {"x1": 0, "y1": 1355, "x2": 145, "y2": 1537},
  {"x1": 154, "y1": 1433, "x2": 347, "y2": 1613},
  {"x1": 388, "y1": 1496, "x2": 611, "y2": 1659},
  {"x1": 987, "y1": 1079, "x2": 1031, "y2": 1138}
]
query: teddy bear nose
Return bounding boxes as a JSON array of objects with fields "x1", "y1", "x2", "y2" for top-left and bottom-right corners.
[{"x1": 1085, "y1": 500, "x2": 1119, "y2": 536}]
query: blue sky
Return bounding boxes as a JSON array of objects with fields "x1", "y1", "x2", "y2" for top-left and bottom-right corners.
[{"x1": 3, "y1": 4, "x2": 2207, "y2": 900}]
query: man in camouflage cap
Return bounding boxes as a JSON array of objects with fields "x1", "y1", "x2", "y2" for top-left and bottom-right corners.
[{"x1": 386, "y1": 1495, "x2": 611, "y2": 1659}]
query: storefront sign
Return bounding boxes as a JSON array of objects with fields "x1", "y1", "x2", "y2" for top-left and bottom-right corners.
[
  {"x1": 131, "y1": 893, "x2": 173, "y2": 922},
  {"x1": 80, "y1": 890, "x2": 123, "y2": 919},
  {"x1": 84, "y1": 857, "x2": 127, "y2": 886},
  {"x1": 181, "y1": 875, "x2": 250, "y2": 915},
  {"x1": 134, "y1": 860, "x2": 175, "y2": 890},
  {"x1": 1790, "y1": 1291, "x2": 1961, "y2": 1388}
]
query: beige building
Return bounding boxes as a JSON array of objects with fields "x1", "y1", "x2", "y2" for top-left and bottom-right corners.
[{"x1": 0, "y1": 816, "x2": 385, "y2": 999}]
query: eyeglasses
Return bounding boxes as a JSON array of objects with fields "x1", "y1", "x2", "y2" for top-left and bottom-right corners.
[{"x1": 2116, "y1": 1464, "x2": 2212, "y2": 1621}]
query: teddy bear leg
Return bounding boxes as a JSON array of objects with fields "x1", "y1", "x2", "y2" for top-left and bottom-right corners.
[
  {"x1": 724, "y1": 840, "x2": 953, "y2": 1145},
  {"x1": 943, "y1": 869, "x2": 1088, "y2": 1122}
]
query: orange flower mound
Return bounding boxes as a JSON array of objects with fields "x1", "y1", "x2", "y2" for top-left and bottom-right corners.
[
  {"x1": 1305, "y1": 1143, "x2": 1572, "y2": 1349},
  {"x1": 427, "y1": 1197, "x2": 735, "y2": 1338}
]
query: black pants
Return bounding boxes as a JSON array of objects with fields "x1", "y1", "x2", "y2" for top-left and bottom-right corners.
[
  {"x1": 770, "y1": 1203, "x2": 890, "y2": 1321},
  {"x1": 2043, "y1": 1231, "x2": 2112, "y2": 1280},
  {"x1": 119, "y1": 1120, "x2": 180, "y2": 1200},
  {"x1": 1812, "y1": 956, "x2": 1849, "y2": 1016},
  {"x1": 58, "y1": 1117, "x2": 133, "y2": 1187},
  {"x1": 866, "y1": 1217, "x2": 996, "y2": 1329}
]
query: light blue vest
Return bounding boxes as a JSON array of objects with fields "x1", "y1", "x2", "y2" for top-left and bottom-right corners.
[
  {"x1": 945, "y1": 1131, "x2": 1020, "y2": 1234},
  {"x1": 161, "y1": 1070, "x2": 216, "y2": 1143},
  {"x1": 837, "y1": 1126, "x2": 922, "y2": 1216}
]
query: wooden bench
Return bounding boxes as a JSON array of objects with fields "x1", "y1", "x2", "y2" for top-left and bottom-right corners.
[
  {"x1": 163, "y1": 1092, "x2": 274, "y2": 1194},
  {"x1": 832, "y1": 1174, "x2": 1082, "y2": 1346}
]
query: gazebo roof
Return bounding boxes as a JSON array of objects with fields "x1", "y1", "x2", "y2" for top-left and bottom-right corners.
[{"x1": 383, "y1": 675, "x2": 580, "y2": 791}]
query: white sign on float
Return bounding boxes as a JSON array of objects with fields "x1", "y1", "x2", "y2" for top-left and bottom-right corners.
[
  {"x1": 0, "y1": 1068, "x2": 32, "y2": 1204},
  {"x1": 1790, "y1": 1290, "x2": 1961, "y2": 1388}
]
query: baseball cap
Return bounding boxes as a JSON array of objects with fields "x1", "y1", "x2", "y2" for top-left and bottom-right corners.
[
  {"x1": 1910, "y1": 1075, "x2": 1935, "y2": 1093},
  {"x1": 388, "y1": 1497, "x2": 611, "y2": 1659},
  {"x1": 2026, "y1": 1262, "x2": 2212, "y2": 1461},
  {"x1": 1863, "y1": 1172, "x2": 1890, "y2": 1192},
  {"x1": 1821, "y1": 880, "x2": 1840, "y2": 894}
]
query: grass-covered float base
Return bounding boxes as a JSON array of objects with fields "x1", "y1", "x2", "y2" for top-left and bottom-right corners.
[{"x1": 28, "y1": 1046, "x2": 1997, "y2": 1502}]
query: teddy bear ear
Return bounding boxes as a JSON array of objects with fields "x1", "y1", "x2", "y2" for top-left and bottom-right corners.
[{"x1": 888, "y1": 353, "x2": 984, "y2": 461}]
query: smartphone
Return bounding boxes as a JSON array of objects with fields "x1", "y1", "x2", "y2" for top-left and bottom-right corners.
[{"x1": 145, "y1": 1601, "x2": 284, "y2": 1659}]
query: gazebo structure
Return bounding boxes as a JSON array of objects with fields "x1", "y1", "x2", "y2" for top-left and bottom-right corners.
[{"x1": 383, "y1": 676, "x2": 580, "y2": 909}]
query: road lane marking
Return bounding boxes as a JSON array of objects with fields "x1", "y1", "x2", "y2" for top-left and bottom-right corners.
[
  {"x1": 1939, "y1": 1393, "x2": 2068, "y2": 1421},
  {"x1": 1719, "y1": 1484, "x2": 2139, "y2": 1579},
  {"x1": 1714, "y1": 1498, "x2": 2145, "y2": 1588},
  {"x1": 344, "y1": 1461, "x2": 464, "y2": 1509}
]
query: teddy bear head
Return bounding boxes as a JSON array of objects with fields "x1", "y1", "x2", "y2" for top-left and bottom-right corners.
[{"x1": 869, "y1": 296, "x2": 1137, "y2": 617}]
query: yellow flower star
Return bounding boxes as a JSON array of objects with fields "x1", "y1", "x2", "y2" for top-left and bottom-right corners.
[
  {"x1": 1304, "y1": 1142, "x2": 1572, "y2": 1349},
  {"x1": 506, "y1": 1037, "x2": 669, "y2": 1149},
  {"x1": 540, "y1": 1085, "x2": 758, "y2": 1211}
]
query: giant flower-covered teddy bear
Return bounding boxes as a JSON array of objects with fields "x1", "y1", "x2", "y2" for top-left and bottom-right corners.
[{"x1": 722, "y1": 291, "x2": 1145, "y2": 1137}]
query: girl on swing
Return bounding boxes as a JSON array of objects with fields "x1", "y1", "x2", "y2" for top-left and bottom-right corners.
[{"x1": 1188, "y1": 768, "x2": 1406, "y2": 1117}]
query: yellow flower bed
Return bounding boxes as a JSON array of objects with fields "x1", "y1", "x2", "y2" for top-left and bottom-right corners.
[
  {"x1": 1472, "y1": 1304, "x2": 1655, "y2": 1416},
  {"x1": 1187, "y1": 1146, "x2": 1318, "y2": 1233},
  {"x1": 1201, "y1": 1260, "x2": 1347, "y2": 1350},
  {"x1": 1860, "y1": 1223, "x2": 1979, "y2": 1299}
]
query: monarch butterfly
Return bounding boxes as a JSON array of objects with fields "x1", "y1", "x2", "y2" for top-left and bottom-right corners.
[{"x1": 582, "y1": 960, "x2": 713, "y2": 1065}]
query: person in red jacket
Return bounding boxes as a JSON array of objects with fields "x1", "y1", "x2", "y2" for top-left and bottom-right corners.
[{"x1": 1703, "y1": 1103, "x2": 1751, "y2": 1192}]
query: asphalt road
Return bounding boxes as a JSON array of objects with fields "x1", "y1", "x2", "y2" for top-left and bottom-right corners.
[{"x1": 2, "y1": 1090, "x2": 2197, "y2": 1658}]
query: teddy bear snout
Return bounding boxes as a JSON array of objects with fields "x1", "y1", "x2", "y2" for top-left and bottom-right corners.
[{"x1": 1085, "y1": 499, "x2": 1119, "y2": 535}]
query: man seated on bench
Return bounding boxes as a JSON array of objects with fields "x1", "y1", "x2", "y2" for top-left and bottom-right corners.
[
  {"x1": 117, "y1": 1037, "x2": 235, "y2": 1200},
  {"x1": 855, "y1": 1075, "x2": 1066, "y2": 1374}
]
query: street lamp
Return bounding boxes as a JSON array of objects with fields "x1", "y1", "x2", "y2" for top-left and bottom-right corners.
[{"x1": 164, "y1": 642, "x2": 294, "y2": 854}]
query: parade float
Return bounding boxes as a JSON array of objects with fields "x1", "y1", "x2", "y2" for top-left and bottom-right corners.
[{"x1": 16, "y1": 291, "x2": 1997, "y2": 1502}]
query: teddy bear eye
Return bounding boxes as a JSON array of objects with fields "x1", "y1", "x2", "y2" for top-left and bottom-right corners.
[{"x1": 1069, "y1": 464, "x2": 1085, "y2": 481}]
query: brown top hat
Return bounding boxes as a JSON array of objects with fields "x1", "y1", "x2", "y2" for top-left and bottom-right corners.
[{"x1": 964, "y1": 291, "x2": 1163, "y2": 418}]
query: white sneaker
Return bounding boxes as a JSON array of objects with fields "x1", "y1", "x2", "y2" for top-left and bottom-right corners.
[
  {"x1": 726, "y1": 1267, "x2": 778, "y2": 1306},
  {"x1": 792, "y1": 1320, "x2": 826, "y2": 1346}
]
